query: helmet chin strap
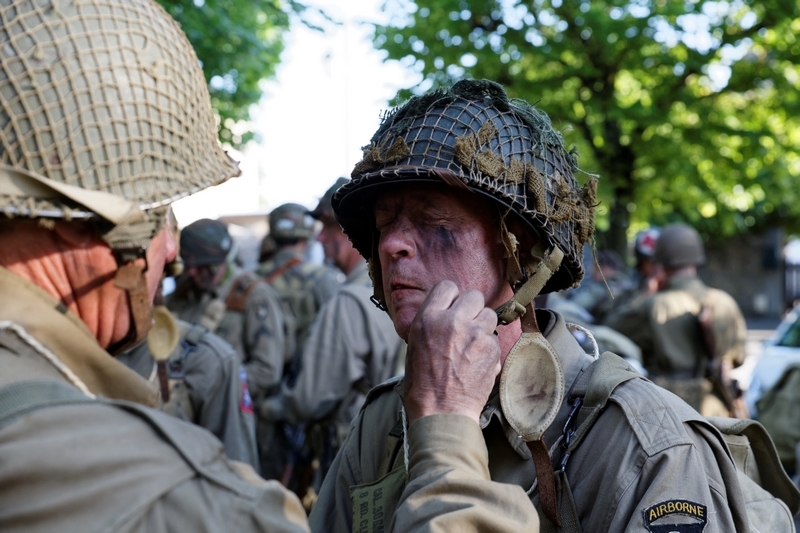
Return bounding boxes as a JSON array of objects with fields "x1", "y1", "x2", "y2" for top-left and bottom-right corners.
[
  {"x1": 495, "y1": 246, "x2": 564, "y2": 325},
  {"x1": 106, "y1": 249, "x2": 153, "y2": 355},
  {"x1": 495, "y1": 244, "x2": 565, "y2": 526}
]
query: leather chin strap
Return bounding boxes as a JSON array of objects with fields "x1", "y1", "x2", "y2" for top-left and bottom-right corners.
[
  {"x1": 107, "y1": 261, "x2": 152, "y2": 355},
  {"x1": 495, "y1": 246, "x2": 564, "y2": 325}
]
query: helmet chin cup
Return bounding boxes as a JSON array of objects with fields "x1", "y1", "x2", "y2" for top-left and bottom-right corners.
[
  {"x1": 147, "y1": 306, "x2": 181, "y2": 362},
  {"x1": 499, "y1": 331, "x2": 565, "y2": 442}
]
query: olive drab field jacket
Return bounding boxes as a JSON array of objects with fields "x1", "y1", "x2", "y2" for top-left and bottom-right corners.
[
  {"x1": 311, "y1": 310, "x2": 753, "y2": 533},
  {"x1": 258, "y1": 249, "x2": 341, "y2": 358},
  {"x1": 167, "y1": 267, "x2": 293, "y2": 403},
  {"x1": 0, "y1": 266, "x2": 308, "y2": 532},
  {"x1": 265, "y1": 262, "x2": 402, "y2": 428}
]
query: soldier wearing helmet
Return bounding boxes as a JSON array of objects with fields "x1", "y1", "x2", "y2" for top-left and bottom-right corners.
[
  {"x1": 256, "y1": 202, "x2": 341, "y2": 482},
  {"x1": 0, "y1": 1, "x2": 542, "y2": 530},
  {"x1": 310, "y1": 81, "x2": 748, "y2": 532},
  {"x1": 599, "y1": 227, "x2": 664, "y2": 323},
  {"x1": 260, "y1": 179, "x2": 403, "y2": 490},
  {"x1": 258, "y1": 202, "x2": 341, "y2": 357},
  {"x1": 166, "y1": 217, "x2": 296, "y2": 477},
  {"x1": 606, "y1": 223, "x2": 747, "y2": 416},
  {"x1": 167, "y1": 218, "x2": 293, "y2": 403},
  {"x1": 0, "y1": 0, "x2": 312, "y2": 527}
]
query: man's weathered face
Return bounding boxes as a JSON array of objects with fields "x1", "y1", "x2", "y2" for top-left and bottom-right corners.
[{"x1": 374, "y1": 184, "x2": 511, "y2": 340}]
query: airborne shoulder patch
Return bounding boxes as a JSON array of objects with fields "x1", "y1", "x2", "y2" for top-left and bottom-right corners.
[{"x1": 643, "y1": 500, "x2": 707, "y2": 533}]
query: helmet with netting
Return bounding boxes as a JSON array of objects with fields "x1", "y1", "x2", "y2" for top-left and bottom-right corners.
[
  {"x1": 655, "y1": 223, "x2": 705, "y2": 268},
  {"x1": 0, "y1": 0, "x2": 239, "y2": 253},
  {"x1": 269, "y1": 203, "x2": 315, "y2": 240},
  {"x1": 333, "y1": 80, "x2": 596, "y2": 302}
]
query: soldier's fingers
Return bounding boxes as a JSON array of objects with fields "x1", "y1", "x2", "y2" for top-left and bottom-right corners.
[
  {"x1": 450, "y1": 289, "x2": 486, "y2": 319},
  {"x1": 421, "y1": 280, "x2": 459, "y2": 312},
  {"x1": 475, "y1": 306, "x2": 499, "y2": 333}
]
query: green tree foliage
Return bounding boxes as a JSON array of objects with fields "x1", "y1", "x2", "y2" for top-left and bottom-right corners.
[
  {"x1": 155, "y1": 0, "x2": 305, "y2": 148},
  {"x1": 374, "y1": 0, "x2": 800, "y2": 253}
]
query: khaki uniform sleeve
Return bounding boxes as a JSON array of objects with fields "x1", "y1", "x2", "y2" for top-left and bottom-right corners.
[
  {"x1": 243, "y1": 284, "x2": 288, "y2": 401},
  {"x1": 392, "y1": 414, "x2": 539, "y2": 533},
  {"x1": 708, "y1": 289, "x2": 747, "y2": 368},
  {"x1": 185, "y1": 333, "x2": 259, "y2": 470}
]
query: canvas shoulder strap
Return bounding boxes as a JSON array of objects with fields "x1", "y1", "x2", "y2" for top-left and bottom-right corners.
[
  {"x1": 537, "y1": 353, "x2": 642, "y2": 533},
  {"x1": 265, "y1": 256, "x2": 302, "y2": 284}
]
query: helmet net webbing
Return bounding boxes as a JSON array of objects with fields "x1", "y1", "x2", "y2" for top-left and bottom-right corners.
[{"x1": 0, "y1": 0, "x2": 239, "y2": 220}]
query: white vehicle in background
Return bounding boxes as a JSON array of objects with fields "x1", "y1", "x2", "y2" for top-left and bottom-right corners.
[{"x1": 746, "y1": 304, "x2": 800, "y2": 418}]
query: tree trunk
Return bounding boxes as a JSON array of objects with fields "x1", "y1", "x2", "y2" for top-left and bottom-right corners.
[{"x1": 606, "y1": 183, "x2": 634, "y2": 260}]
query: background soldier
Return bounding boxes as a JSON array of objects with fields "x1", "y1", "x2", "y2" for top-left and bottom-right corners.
[
  {"x1": 261, "y1": 179, "x2": 403, "y2": 494},
  {"x1": 167, "y1": 218, "x2": 294, "y2": 475},
  {"x1": 258, "y1": 202, "x2": 341, "y2": 364},
  {"x1": 568, "y1": 248, "x2": 632, "y2": 322},
  {"x1": 256, "y1": 202, "x2": 340, "y2": 482},
  {"x1": 118, "y1": 305, "x2": 260, "y2": 470},
  {"x1": 310, "y1": 80, "x2": 754, "y2": 532},
  {"x1": 0, "y1": 1, "x2": 541, "y2": 530},
  {"x1": 167, "y1": 218, "x2": 294, "y2": 402},
  {"x1": 606, "y1": 222, "x2": 747, "y2": 416}
]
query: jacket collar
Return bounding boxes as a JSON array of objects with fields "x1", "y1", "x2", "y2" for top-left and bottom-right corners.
[{"x1": 0, "y1": 266, "x2": 159, "y2": 406}]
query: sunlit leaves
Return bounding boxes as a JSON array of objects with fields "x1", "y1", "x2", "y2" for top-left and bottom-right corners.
[
  {"x1": 156, "y1": 0, "x2": 310, "y2": 148},
  {"x1": 373, "y1": 0, "x2": 800, "y2": 250}
]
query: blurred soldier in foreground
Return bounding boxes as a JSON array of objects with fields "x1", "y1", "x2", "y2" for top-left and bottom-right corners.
[
  {"x1": 606, "y1": 223, "x2": 747, "y2": 416},
  {"x1": 261, "y1": 179, "x2": 403, "y2": 494},
  {"x1": 310, "y1": 80, "x2": 755, "y2": 532},
  {"x1": 0, "y1": 1, "x2": 541, "y2": 530},
  {"x1": 0, "y1": 0, "x2": 308, "y2": 527}
]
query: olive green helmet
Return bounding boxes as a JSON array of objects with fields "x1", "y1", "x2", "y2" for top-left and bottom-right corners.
[
  {"x1": 0, "y1": 0, "x2": 239, "y2": 249},
  {"x1": 654, "y1": 223, "x2": 705, "y2": 268},
  {"x1": 333, "y1": 80, "x2": 596, "y2": 321},
  {"x1": 269, "y1": 203, "x2": 315, "y2": 240}
]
